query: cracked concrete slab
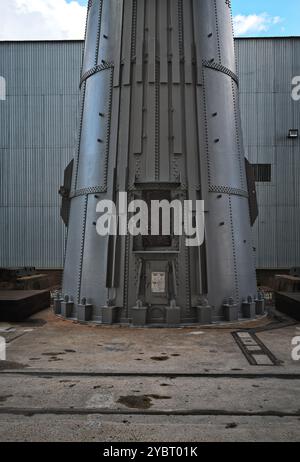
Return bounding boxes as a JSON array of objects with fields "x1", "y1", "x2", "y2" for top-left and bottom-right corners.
[
  {"x1": 0, "y1": 308, "x2": 299, "y2": 442},
  {"x1": 0, "y1": 414, "x2": 299, "y2": 442},
  {"x1": 0, "y1": 375, "x2": 299, "y2": 414}
]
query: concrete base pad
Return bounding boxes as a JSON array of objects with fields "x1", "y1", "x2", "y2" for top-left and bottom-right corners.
[
  {"x1": 0, "y1": 308, "x2": 299, "y2": 442},
  {"x1": 276, "y1": 292, "x2": 300, "y2": 321},
  {"x1": 0, "y1": 290, "x2": 50, "y2": 322}
]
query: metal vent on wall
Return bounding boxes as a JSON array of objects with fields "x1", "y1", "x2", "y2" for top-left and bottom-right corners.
[{"x1": 252, "y1": 164, "x2": 272, "y2": 183}]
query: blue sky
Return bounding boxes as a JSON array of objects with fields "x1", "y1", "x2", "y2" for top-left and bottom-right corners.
[
  {"x1": 73, "y1": 0, "x2": 299, "y2": 37},
  {"x1": 232, "y1": 0, "x2": 300, "y2": 36},
  {"x1": 1, "y1": 0, "x2": 299, "y2": 41}
]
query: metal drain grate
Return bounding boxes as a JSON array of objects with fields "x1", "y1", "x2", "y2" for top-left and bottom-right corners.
[{"x1": 232, "y1": 331, "x2": 281, "y2": 366}]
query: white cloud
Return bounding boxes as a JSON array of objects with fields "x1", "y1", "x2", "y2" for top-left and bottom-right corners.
[
  {"x1": 0, "y1": 2, "x2": 284, "y2": 41},
  {"x1": 1, "y1": 0, "x2": 87, "y2": 40},
  {"x1": 233, "y1": 13, "x2": 283, "y2": 36}
]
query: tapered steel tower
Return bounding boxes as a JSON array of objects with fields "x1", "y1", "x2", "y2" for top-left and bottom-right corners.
[{"x1": 58, "y1": 0, "x2": 262, "y2": 325}]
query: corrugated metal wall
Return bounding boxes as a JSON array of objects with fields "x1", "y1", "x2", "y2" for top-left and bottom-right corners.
[
  {"x1": 0, "y1": 41, "x2": 83, "y2": 268},
  {"x1": 236, "y1": 38, "x2": 300, "y2": 269},
  {"x1": 0, "y1": 38, "x2": 299, "y2": 269}
]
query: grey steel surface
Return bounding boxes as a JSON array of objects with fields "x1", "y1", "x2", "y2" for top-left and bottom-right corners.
[
  {"x1": 0, "y1": 37, "x2": 299, "y2": 271},
  {"x1": 237, "y1": 37, "x2": 300, "y2": 269},
  {"x1": 61, "y1": 0, "x2": 257, "y2": 324},
  {"x1": 0, "y1": 41, "x2": 83, "y2": 268}
]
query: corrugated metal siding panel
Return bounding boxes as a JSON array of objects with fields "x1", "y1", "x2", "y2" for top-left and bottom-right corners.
[
  {"x1": 0, "y1": 39, "x2": 299, "y2": 269},
  {"x1": 236, "y1": 38, "x2": 300, "y2": 268},
  {"x1": 0, "y1": 41, "x2": 83, "y2": 268}
]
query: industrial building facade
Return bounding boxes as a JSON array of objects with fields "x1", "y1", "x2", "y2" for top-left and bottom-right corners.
[{"x1": 0, "y1": 38, "x2": 299, "y2": 270}]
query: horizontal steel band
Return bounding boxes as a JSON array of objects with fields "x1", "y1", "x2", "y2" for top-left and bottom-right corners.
[
  {"x1": 70, "y1": 186, "x2": 107, "y2": 199},
  {"x1": 128, "y1": 182, "x2": 184, "y2": 192},
  {"x1": 80, "y1": 62, "x2": 114, "y2": 88},
  {"x1": 203, "y1": 60, "x2": 239, "y2": 85},
  {"x1": 209, "y1": 185, "x2": 248, "y2": 198}
]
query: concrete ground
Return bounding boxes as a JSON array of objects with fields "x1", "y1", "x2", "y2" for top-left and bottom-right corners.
[{"x1": 0, "y1": 308, "x2": 299, "y2": 442}]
